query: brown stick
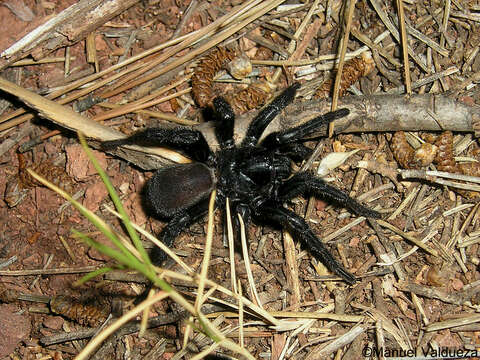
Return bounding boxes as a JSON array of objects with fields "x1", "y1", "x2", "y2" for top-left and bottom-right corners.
[
  {"x1": 198, "y1": 93, "x2": 480, "y2": 150},
  {"x1": 1, "y1": 75, "x2": 479, "y2": 170}
]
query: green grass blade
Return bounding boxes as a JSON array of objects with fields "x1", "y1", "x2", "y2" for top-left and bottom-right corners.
[
  {"x1": 78, "y1": 133, "x2": 153, "y2": 272},
  {"x1": 27, "y1": 169, "x2": 137, "y2": 263},
  {"x1": 74, "y1": 266, "x2": 117, "y2": 286},
  {"x1": 72, "y1": 229, "x2": 145, "y2": 271}
]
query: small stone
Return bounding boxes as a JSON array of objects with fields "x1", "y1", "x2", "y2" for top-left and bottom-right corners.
[
  {"x1": 0, "y1": 304, "x2": 31, "y2": 358},
  {"x1": 43, "y1": 315, "x2": 64, "y2": 330},
  {"x1": 83, "y1": 181, "x2": 108, "y2": 212}
]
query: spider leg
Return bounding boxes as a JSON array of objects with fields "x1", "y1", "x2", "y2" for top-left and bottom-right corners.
[
  {"x1": 213, "y1": 97, "x2": 235, "y2": 148},
  {"x1": 276, "y1": 143, "x2": 313, "y2": 161},
  {"x1": 101, "y1": 127, "x2": 213, "y2": 163},
  {"x1": 242, "y1": 83, "x2": 300, "y2": 147},
  {"x1": 150, "y1": 200, "x2": 209, "y2": 265},
  {"x1": 261, "y1": 109, "x2": 349, "y2": 149},
  {"x1": 279, "y1": 172, "x2": 380, "y2": 218},
  {"x1": 255, "y1": 204, "x2": 357, "y2": 284}
]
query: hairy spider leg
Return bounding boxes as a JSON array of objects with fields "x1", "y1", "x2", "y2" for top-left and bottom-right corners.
[
  {"x1": 262, "y1": 108, "x2": 350, "y2": 148},
  {"x1": 256, "y1": 204, "x2": 358, "y2": 285},
  {"x1": 101, "y1": 127, "x2": 213, "y2": 163},
  {"x1": 278, "y1": 172, "x2": 380, "y2": 218},
  {"x1": 242, "y1": 82, "x2": 301, "y2": 147},
  {"x1": 150, "y1": 199, "x2": 209, "y2": 265},
  {"x1": 212, "y1": 97, "x2": 235, "y2": 148},
  {"x1": 275, "y1": 143, "x2": 313, "y2": 161}
]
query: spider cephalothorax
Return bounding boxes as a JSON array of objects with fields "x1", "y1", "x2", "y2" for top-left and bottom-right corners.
[{"x1": 102, "y1": 83, "x2": 380, "y2": 284}]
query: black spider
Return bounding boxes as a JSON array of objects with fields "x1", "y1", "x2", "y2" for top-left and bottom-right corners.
[{"x1": 102, "y1": 83, "x2": 380, "y2": 285}]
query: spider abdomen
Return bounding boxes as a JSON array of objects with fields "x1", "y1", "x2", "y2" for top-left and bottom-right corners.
[{"x1": 145, "y1": 163, "x2": 214, "y2": 218}]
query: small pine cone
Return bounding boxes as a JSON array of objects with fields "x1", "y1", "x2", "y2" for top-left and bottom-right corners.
[
  {"x1": 20, "y1": 161, "x2": 76, "y2": 194},
  {"x1": 225, "y1": 81, "x2": 273, "y2": 114},
  {"x1": 458, "y1": 162, "x2": 480, "y2": 200},
  {"x1": 459, "y1": 162, "x2": 480, "y2": 177},
  {"x1": 9, "y1": 153, "x2": 77, "y2": 204},
  {"x1": 50, "y1": 295, "x2": 110, "y2": 328},
  {"x1": 316, "y1": 52, "x2": 375, "y2": 98},
  {"x1": 434, "y1": 131, "x2": 458, "y2": 173},
  {"x1": 433, "y1": 131, "x2": 480, "y2": 200},
  {"x1": 391, "y1": 131, "x2": 416, "y2": 169},
  {"x1": 191, "y1": 47, "x2": 237, "y2": 107}
]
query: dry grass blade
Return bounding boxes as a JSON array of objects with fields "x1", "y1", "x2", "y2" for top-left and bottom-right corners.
[
  {"x1": 440, "y1": 0, "x2": 452, "y2": 48},
  {"x1": 407, "y1": 169, "x2": 480, "y2": 185},
  {"x1": 103, "y1": 0, "x2": 287, "y2": 98},
  {"x1": 93, "y1": 75, "x2": 191, "y2": 122},
  {"x1": 238, "y1": 279, "x2": 244, "y2": 348},
  {"x1": 269, "y1": 0, "x2": 320, "y2": 84},
  {"x1": 328, "y1": 0, "x2": 356, "y2": 138},
  {"x1": 139, "y1": 288, "x2": 155, "y2": 338},
  {"x1": 369, "y1": 0, "x2": 427, "y2": 71},
  {"x1": 195, "y1": 190, "x2": 217, "y2": 312},
  {"x1": 400, "y1": 169, "x2": 480, "y2": 194},
  {"x1": 270, "y1": 310, "x2": 363, "y2": 322},
  {"x1": 282, "y1": 231, "x2": 300, "y2": 310},
  {"x1": 0, "y1": 77, "x2": 190, "y2": 166},
  {"x1": 103, "y1": 205, "x2": 193, "y2": 274},
  {"x1": 0, "y1": 266, "x2": 98, "y2": 276},
  {"x1": 358, "y1": 303, "x2": 410, "y2": 350},
  {"x1": 10, "y1": 57, "x2": 76, "y2": 66},
  {"x1": 238, "y1": 213, "x2": 263, "y2": 308},
  {"x1": 97, "y1": 102, "x2": 197, "y2": 126},
  {"x1": 396, "y1": 0, "x2": 412, "y2": 94},
  {"x1": 159, "y1": 268, "x2": 279, "y2": 326},
  {"x1": 376, "y1": 230, "x2": 438, "y2": 266},
  {"x1": 74, "y1": 291, "x2": 170, "y2": 360},
  {"x1": 174, "y1": 315, "x2": 226, "y2": 360},
  {"x1": 106, "y1": 203, "x2": 277, "y2": 329},
  {"x1": 307, "y1": 323, "x2": 367, "y2": 360},
  {"x1": 425, "y1": 314, "x2": 480, "y2": 332},
  {"x1": 387, "y1": 186, "x2": 419, "y2": 220},
  {"x1": 350, "y1": 28, "x2": 401, "y2": 67},
  {"x1": 376, "y1": 219, "x2": 438, "y2": 257},
  {"x1": 226, "y1": 199, "x2": 238, "y2": 294},
  {"x1": 189, "y1": 342, "x2": 222, "y2": 360},
  {"x1": 0, "y1": 29, "x2": 196, "y2": 127},
  {"x1": 323, "y1": 217, "x2": 367, "y2": 243}
]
